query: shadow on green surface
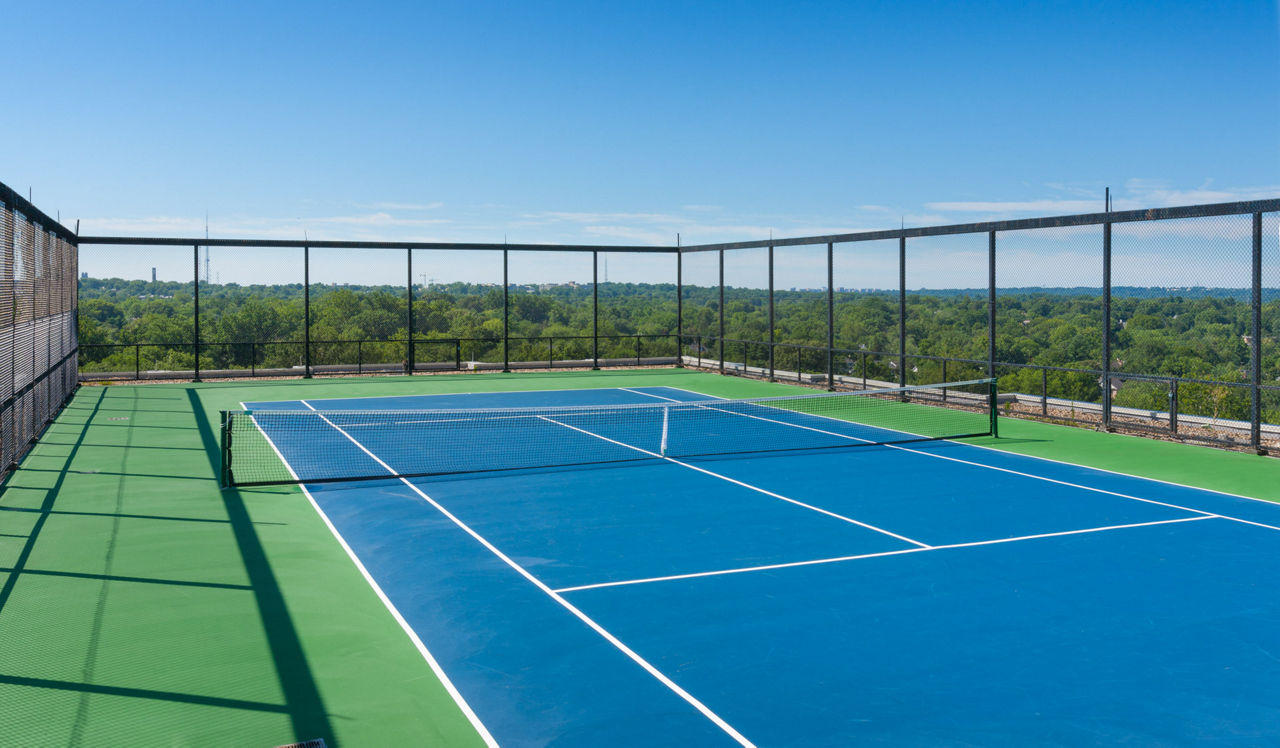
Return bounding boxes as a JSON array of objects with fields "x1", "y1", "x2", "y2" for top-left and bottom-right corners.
[
  {"x1": 0, "y1": 505, "x2": 283, "y2": 525},
  {"x1": 0, "y1": 389, "x2": 102, "y2": 619},
  {"x1": 0, "y1": 386, "x2": 336, "y2": 746},
  {"x1": 0, "y1": 674, "x2": 291, "y2": 713},
  {"x1": 185, "y1": 387, "x2": 336, "y2": 746}
]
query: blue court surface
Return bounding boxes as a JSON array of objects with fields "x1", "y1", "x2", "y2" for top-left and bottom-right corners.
[{"x1": 242, "y1": 386, "x2": 1280, "y2": 746}]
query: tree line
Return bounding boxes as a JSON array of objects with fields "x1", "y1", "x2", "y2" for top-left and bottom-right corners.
[{"x1": 78, "y1": 277, "x2": 1280, "y2": 422}]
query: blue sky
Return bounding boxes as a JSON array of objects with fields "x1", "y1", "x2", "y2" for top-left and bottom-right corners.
[{"x1": 7, "y1": 1, "x2": 1279, "y2": 285}]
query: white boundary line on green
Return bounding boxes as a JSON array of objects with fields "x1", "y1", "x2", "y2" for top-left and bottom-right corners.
[{"x1": 240, "y1": 401, "x2": 498, "y2": 748}]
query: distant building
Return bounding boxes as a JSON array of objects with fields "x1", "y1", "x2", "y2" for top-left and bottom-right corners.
[
  {"x1": 151, "y1": 267, "x2": 157, "y2": 282},
  {"x1": 80, "y1": 271, "x2": 87, "y2": 279}
]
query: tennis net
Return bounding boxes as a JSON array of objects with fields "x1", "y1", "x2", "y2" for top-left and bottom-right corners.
[{"x1": 220, "y1": 379, "x2": 998, "y2": 487}]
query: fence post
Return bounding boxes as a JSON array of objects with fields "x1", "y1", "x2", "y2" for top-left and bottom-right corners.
[
  {"x1": 1252, "y1": 212, "x2": 1264, "y2": 453},
  {"x1": 406, "y1": 248, "x2": 414, "y2": 376},
  {"x1": 357, "y1": 340, "x2": 362, "y2": 374},
  {"x1": 455, "y1": 339, "x2": 461, "y2": 370},
  {"x1": 193, "y1": 244, "x2": 201, "y2": 382},
  {"x1": 675, "y1": 237, "x2": 683, "y2": 367},
  {"x1": 942, "y1": 359, "x2": 948, "y2": 401},
  {"x1": 768, "y1": 243, "x2": 775, "y2": 381},
  {"x1": 592, "y1": 250, "x2": 599, "y2": 369},
  {"x1": 827, "y1": 242, "x2": 835, "y2": 390},
  {"x1": 988, "y1": 230, "x2": 996, "y2": 378},
  {"x1": 898, "y1": 236, "x2": 907, "y2": 388},
  {"x1": 303, "y1": 243, "x2": 311, "y2": 378},
  {"x1": 718, "y1": 248, "x2": 725, "y2": 375},
  {"x1": 548, "y1": 337, "x2": 554, "y2": 369},
  {"x1": 502, "y1": 248, "x2": 510, "y2": 372},
  {"x1": 1170, "y1": 378, "x2": 1179, "y2": 435},
  {"x1": 1102, "y1": 221, "x2": 1113, "y2": 431},
  {"x1": 1042, "y1": 367, "x2": 1048, "y2": 415},
  {"x1": 635, "y1": 335, "x2": 641, "y2": 366},
  {"x1": 135, "y1": 343, "x2": 140, "y2": 380}
]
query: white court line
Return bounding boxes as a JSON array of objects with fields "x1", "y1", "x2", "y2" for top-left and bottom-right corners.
[
  {"x1": 659, "y1": 384, "x2": 1280, "y2": 507},
  {"x1": 239, "y1": 402, "x2": 499, "y2": 748},
  {"x1": 289, "y1": 384, "x2": 658, "y2": 406},
  {"x1": 654, "y1": 386, "x2": 1280, "y2": 534},
  {"x1": 536, "y1": 415, "x2": 930, "y2": 548},
  {"x1": 296, "y1": 400, "x2": 756, "y2": 748},
  {"x1": 619, "y1": 387, "x2": 677, "y2": 401},
  {"x1": 554, "y1": 515, "x2": 1216, "y2": 593}
]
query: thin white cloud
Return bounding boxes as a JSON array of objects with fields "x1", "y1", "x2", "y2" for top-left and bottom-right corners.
[
  {"x1": 927, "y1": 199, "x2": 1104, "y2": 213},
  {"x1": 928, "y1": 183, "x2": 1279, "y2": 215},
  {"x1": 581, "y1": 225, "x2": 678, "y2": 244},
  {"x1": 81, "y1": 212, "x2": 450, "y2": 238},
  {"x1": 1043, "y1": 182, "x2": 1103, "y2": 199},
  {"x1": 310, "y1": 212, "x2": 451, "y2": 227},
  {"x1": 364, "y1": 201, "x2": 444, "y2": 211},
  {"x1": 535, "y1": 211, "x2": 685, "y2": 224}
]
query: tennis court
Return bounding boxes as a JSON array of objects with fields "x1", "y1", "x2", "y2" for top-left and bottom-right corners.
[{"x1": 223, "y1": 379, "x2": 1280, "y2": 746}]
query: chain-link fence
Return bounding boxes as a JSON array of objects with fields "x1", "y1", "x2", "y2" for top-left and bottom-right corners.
[{"x1": 0, "y1": 183, "x2": 78, "y2": 485}]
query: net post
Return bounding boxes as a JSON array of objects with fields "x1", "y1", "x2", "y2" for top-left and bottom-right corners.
[
  {"x1": 1252, "y1": 211, "x2": 1264, "y2": 453},
  {"x1": 502, "y1": 248, "x2": 510, "y2": 373},
  {"x1": 989, "y1": 378, "x2": 999, "y2": 439},
  {"x1": 406, "y1": 247, "x2": 414, "y2": 376},
  {"x1": 219, "y1": 410, "x2": 230, "y2": 488},
  {"x1": 303, "y1": 243, "x2": 312, "y2": 378},
  {"x1": 592, "y1": 250, "x2": 599, "y2": 370},
  {"x1": 193, "y1": 243, "x2": 201, "y2": 382}
]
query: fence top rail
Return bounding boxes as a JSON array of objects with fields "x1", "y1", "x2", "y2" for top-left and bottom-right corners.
[
  {"x1": 678, "y1": 198, "x2": 1280, "y2": 253},
  {"x1": 75, "y1": 236, "x2": 678, "y2": 253},
  {"x1": 73, "y1": 198, "x2": 1279, "y2": 255}
]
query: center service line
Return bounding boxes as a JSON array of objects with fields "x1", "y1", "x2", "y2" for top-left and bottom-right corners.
[{"x1": 536, "y1": 415, "x2": 931, "y2": 549}]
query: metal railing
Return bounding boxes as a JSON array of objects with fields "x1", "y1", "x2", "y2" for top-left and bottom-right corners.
[
  {"x1": 78, "y1": 333, "x2": 680, "y2": 380},
  {"x1": 681, "y1": 334, "x2": 1280, "y2": 452}
]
